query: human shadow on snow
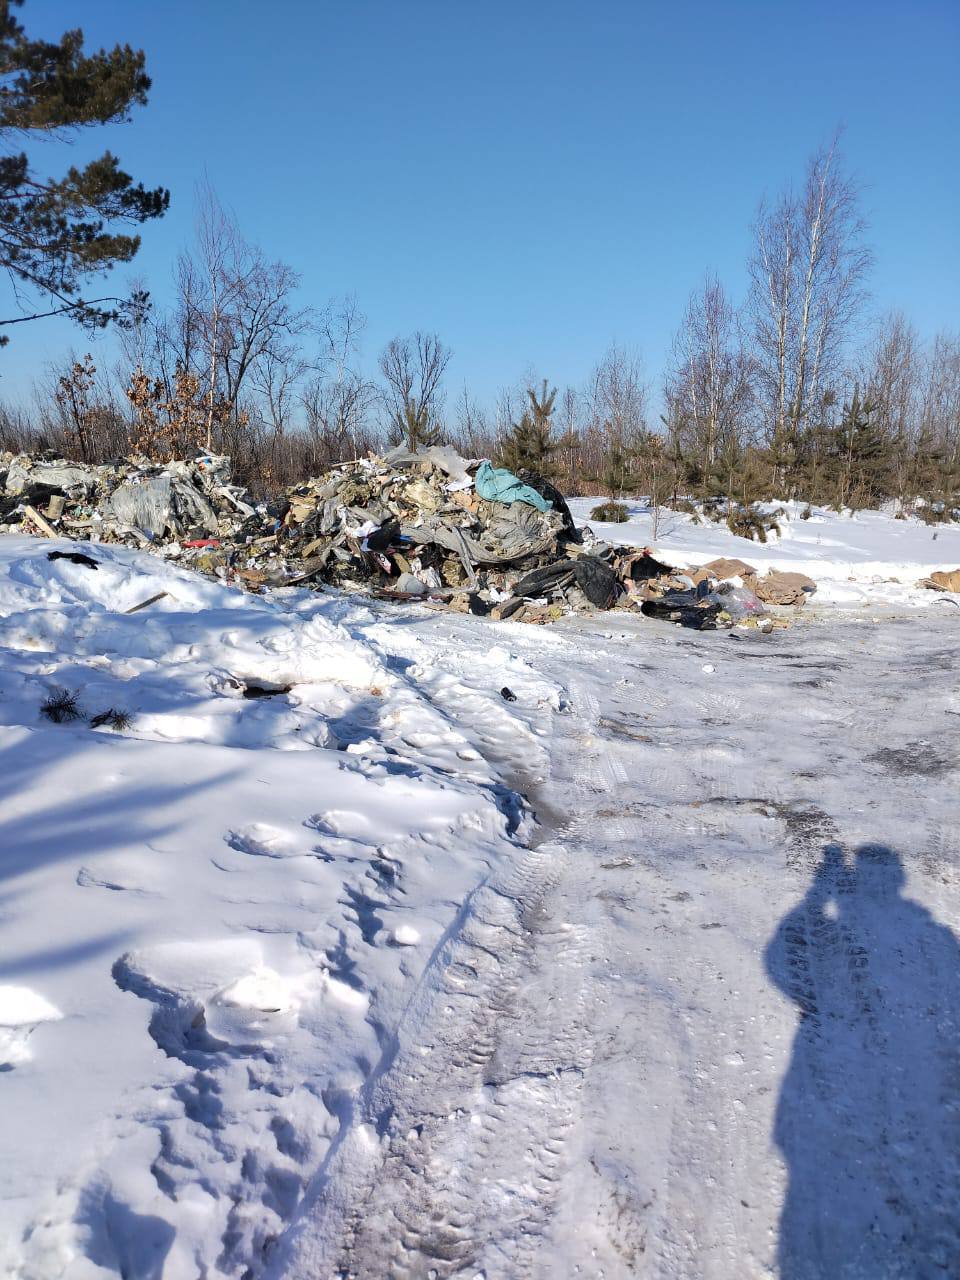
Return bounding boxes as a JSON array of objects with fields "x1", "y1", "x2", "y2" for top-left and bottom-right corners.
[{"x1": 766, "y1": 842, "x2": 960, "y2": 1279}]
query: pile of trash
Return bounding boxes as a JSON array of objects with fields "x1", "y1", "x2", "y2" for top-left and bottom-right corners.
[
  {"x1": 0, "y1": 447, "x2": 817, "y2": 629},
  {"x1": 0, "y1": 452, "x2": 254, "y2": 548}
]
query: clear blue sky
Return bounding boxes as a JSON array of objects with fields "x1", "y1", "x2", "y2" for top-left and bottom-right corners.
[{"x1": 4, "y1": 0, "x2": 958, "y2": 413}]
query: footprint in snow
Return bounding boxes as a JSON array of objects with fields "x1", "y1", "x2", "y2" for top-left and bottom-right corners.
[
  {"x1": 226, "y1": 823, "x2": 300, "y2": 858},
  {"x1": 0, "y1": 985, "x2": 62, "y2": 1069},
  {"x1": 305, "y1": 810, "x2": 375, "y2": 841}
]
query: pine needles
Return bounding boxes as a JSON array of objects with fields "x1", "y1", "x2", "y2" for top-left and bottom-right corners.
[
  {"x1": 90, "y1": 708, "x2": 133, "y2": 732},
  {"x1": 40, "y1": 688, "x2": 132, "y2": 732},
  {"x1": 40, "y1": 688, "x2": 82, "y2": 723}
]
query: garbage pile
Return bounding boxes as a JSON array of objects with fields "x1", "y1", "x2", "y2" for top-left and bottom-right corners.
[
  {"x1": 0, "y1": 452, "x2": 255, "y2": 548},
  {"x1": 0, "y1": 447, "x2": 817, "y2": 629},
  {"x1": 269, "y1": 446, "x2": 594, "y2": 620}
]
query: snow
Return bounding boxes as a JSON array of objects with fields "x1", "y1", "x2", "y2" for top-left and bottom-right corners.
[
  {"x1": 0, "y1": 537, "x2": 551, "y2": 1278},
  {"x1": 2, "y1": 517, "x2": 959, "y2": 1278},
  {"x1": 570, "y1": 496, "x2": 960, "y2": 609},
  {"x1": 273, "y1": 605, "x2": 960, "y2": 1279}
]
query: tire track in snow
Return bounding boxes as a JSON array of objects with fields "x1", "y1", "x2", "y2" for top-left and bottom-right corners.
[{"x1": 272, "y1": 670, "x2": 611, "y2": 1279}]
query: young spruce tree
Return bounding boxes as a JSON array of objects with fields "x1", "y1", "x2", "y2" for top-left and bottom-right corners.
[{"x1": 498, "y1": 379, "x2": 559, "y2": 476}]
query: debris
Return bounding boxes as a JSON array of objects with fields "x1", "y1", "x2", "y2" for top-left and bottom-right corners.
[
  {"x1": 394, "y1": 572, "x2": 429, "y2": 596},
  {"x1": 640, "y1": 593, "x2": 723, "y2": 630},
  {"x1": 474, "y1": 460, "x2": 553, "y2": 511},
  {"x1": 619, "y1": 549, "x2": 674, "y2": 581},
  {"x1": 0, "y1": 446, "x2": 806, "y2": 630},
  {"x1": 753, "y1": 571, "x2": 817, "y2": 606},
  {"x1": 22, "y1": 504, "x2": 57, "y2": 538},
  {"x1": 240, "y1": 682, "x2": 292, "y2": 700},
  {"x1": 124, "y1": 591, "x2": 169, "y2": 614},
  {"x1": 489, "y1": 597, "x2": 525, "y2": 621},
  {"x1": 571, "y1": 556, "x2": 620, "y2": 608},
  {"x1": 920, "y1": 568, "x2": 960, "y2": 593},
  {"x1": 714, "y1": 584, "x2": 766, "y2": 621},
  {"x1": 47, "y1": 550, "x2": 99, "y2": 569},
  {"x1": 697, "y1": 557, "x2": 758, "y2": 581}
]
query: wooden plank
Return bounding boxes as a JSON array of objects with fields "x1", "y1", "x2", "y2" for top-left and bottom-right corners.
[{"x1": 22, "y1": 504, "x2": 58, "y2": 538}]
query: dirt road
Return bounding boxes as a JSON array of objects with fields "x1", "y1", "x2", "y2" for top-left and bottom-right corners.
[{"x1": 276, "y1": 613, "x2": 960, "y2": 1279}]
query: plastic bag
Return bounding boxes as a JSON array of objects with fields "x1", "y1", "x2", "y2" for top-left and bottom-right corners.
[{"x1": 711, "y1": 584, "x2": 765, "y2": 620}]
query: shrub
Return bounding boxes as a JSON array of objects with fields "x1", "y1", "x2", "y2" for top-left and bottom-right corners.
[
  {"x1": 668, "y1": 497, "x2": 704, "y2": 522},
  {"x1": 916, "y1": 503, "x2": 957, "y2": 526},
  {"x1": 41, "y1": 688, "x2": 82, "y2": 723},
  {"x1": 590, "y1": 500, "x2": 630, "y2": 523},
  {"x1": 726, "y1": 503, "x2": 782, "y2": 543},
  {"x1": 90, "y1": 707, "x2": 133, "y2": 731}
]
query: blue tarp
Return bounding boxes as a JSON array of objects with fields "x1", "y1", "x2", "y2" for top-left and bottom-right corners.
[{"x1": 474, "y1": 461, "x2": 552, "y2": 512}]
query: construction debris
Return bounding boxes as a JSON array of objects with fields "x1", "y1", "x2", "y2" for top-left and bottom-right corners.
[
  {"x1": 752, "y1": 570, "x2": 817, "y2": 606},
  {"x1": 47, "y1": 550, "x2": 99, "y2": 569},
  {"x1": 695, "y1": 557, "x2": 758, "y2": 581},
  {"x1": 920, "y1": 568, "x2": 960, "y2": 593},
  {"x1": 0, "y1": 447, "x2": 819, "y2": 629},
  {"x1": 124, "y1": 591, "x2": 170, "y2": 615}
]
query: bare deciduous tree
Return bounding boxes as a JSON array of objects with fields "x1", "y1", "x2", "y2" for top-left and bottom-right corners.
[
  {"x1": 666, "y1": 275, "x2": 754, "y2": 487},
  {"x1": 174, "y1": 187, "x2": 314, "y2": 450},
  {"x1": 748, "y1": 132, "x2": 872, "y2": 478},
  {"x1": 453, "y1": 384, "x2": 492, "y2": 457},
  {"x1": 860, "y1": 311, "x2": 921, "y2": 497},
  {"x1": 587, "y1": 343, "x2": 647, "y2": 495},
  {"x1": 300, "y1": 297, "x2": 375, "y2": 465},
  {"x1": 379, "y1": 331, "x2": 451, "y2": 449}
]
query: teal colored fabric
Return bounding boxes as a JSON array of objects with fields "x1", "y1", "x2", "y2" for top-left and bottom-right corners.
[{"x1": 474, "y1": 460, "x2": 552, "y2": 512}]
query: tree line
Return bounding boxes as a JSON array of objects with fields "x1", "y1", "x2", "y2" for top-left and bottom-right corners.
[{"x1": 0, "y1": 3, "x2": 956, "y2": 515}]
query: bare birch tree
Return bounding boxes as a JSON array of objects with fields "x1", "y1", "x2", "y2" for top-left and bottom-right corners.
[
  {"x1": 748, "y1": 132, "x2": 872, "y2": 480},
  {"x1": 301, "y1": 300, "x2": 376, "y2": 465},
  {"x1": 588, "y1": 343, "x2": 647, "y2": 495},
  {"x1": 666, "y1": 275, "x2": 754, "y2": 485},
  {"x1": 453, "y1": 384, "x2": 492, "y2": 457}
]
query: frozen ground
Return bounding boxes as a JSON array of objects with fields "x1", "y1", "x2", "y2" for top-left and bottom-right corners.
[
  {"x1": 1, "y1": 524, "x2": 959, "y2": 1279},
  {"x1": 569, "y1": 496, "x2": 960, "y2": 611}
]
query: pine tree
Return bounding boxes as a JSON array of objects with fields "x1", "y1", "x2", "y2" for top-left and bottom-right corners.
[
  {"x1": 0, "y1": 1, "x2": 168, "y2": 344},
  {"x1": 498, "y1": 379, "x2": 559, "y2": 475},
  {"x1": 388, "y1": 396, "x2": 443, "y2": 452},
  {"x1": 908, "y1": 427, "x2": 960, "y2": 520},
  {"x1": 832, "y1": 387, "x2": 885, "y2": 509},
  {"x1": 601, "y1": 430, "x2": 633, "y2": 498}
]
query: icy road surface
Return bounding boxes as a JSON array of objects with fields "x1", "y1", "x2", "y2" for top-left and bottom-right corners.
[
  {"x1": 1, "y1": 535, "x2": 958, "y2": 1278},
  {"x1": 277, "y1": 605, "x2": 960, "y2": 1280}
]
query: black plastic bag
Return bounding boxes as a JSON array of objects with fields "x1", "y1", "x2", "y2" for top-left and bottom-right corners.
[
  {"x1": 572, "y1": 556, "x2": 619, "y2": 608},
  {"x1": 516, "y1": 470, "x2": 581, "y2": 542},
  {"x1": 640, "y1": 592, "x2": 721, "y2": 630}
]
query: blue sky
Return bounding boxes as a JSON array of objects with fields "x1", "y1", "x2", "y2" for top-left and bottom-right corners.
[{"x1": 3, "y1": 0, "x2": 958, "y2": 413}]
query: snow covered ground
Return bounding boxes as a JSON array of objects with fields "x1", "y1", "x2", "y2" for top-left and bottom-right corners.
[
  {"x1": 0, "y1": 538, "x2": 558, "y2": 1277},
  {"x1": 2, "y1": 517, "x2": 959, "y2": 1278},
  {"x1": 569, "y1": 496, "x2": 960, "y2": 611}
]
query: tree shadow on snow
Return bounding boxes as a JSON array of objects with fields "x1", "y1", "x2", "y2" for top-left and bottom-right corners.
[
  {"x1": 77, "y1": 1187, "x2": 174, "y2": 1280},
  {"x1": 0, "y1": 727, "x2": 236, "y2": 887},
  {"x1": 766, "y1": 843, "x2": 960, "y2": 1279}
]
